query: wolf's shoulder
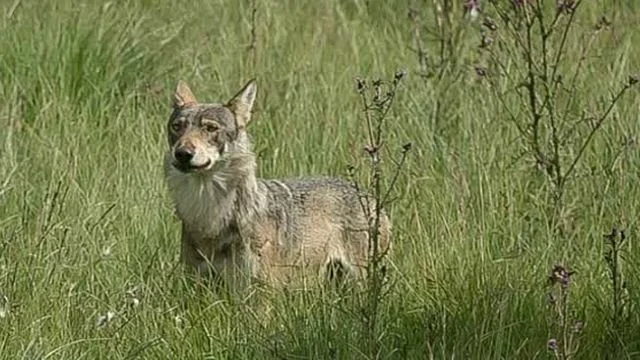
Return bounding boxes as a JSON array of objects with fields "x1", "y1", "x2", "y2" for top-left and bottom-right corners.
[
  {"x1": 268, "y1": 176, "x2": 356, "y2": 193},
  {"x1": 285, "y1": 176, "x2": 353, "y2": 189},
  {"x1": 259, "y1": 176, "x2": 361, "y2": 202}
]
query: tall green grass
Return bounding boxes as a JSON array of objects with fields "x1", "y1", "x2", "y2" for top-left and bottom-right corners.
[{"x1": 0, "y1": 0, "x2": 639, "y2": 358}]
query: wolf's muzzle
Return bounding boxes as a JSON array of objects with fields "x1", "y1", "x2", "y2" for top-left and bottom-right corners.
[
  {"x1": 174, "y1": 148, "x2": 194, "y2": 164},
  {"x1": 173, "y1": 147, "x2": 211, "y2": 172}
]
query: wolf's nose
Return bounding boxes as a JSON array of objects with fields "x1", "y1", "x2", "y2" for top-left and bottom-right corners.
[{"x1": 174, "y1": 148, "x2": 194, "y2": 163}]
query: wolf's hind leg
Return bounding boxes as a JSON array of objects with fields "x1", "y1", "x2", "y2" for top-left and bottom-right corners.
[{"x1": 324, "y1": 258, "x2": 356, "y2": 290}]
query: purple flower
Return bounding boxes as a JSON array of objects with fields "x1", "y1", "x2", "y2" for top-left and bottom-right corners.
[
  {"x1": 464, "y1": 0, "x2": 480, "y2": 19},
  {"x1": 547, "y1": 338, "x2": 558, "y2": 351},
  {"x1": 548, "y1": 264, "x2": 574, "y2": 289},
  {"x1": 465, "y1": 0, "x2": 480, "y2": 9},
  {"x1": 557, "y1": 0, "x2": 577, "y2": 13}
]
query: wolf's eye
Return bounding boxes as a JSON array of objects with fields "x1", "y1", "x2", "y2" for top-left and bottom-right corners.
[
  {"x1": 203, "y1": 123, "x2": 219, "y2": 133},
  {"x1": 171, "y1": 122, "x2": 183, "y2": 132}
]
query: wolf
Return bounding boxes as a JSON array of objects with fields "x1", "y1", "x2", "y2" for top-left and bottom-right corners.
[{"x1": 163, "y1": 79, "x2": 392, "y2": 291}]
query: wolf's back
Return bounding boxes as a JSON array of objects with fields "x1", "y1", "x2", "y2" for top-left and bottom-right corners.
[{"x1": 257, "y1": 177, "x2": 391, "y2": 276}]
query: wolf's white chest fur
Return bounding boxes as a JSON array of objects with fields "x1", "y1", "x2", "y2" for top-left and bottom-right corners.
[
  {"x1": 165, "y1": 167, "x2": 237, "y2": 235},
  {"x1": 165, "y1": 164, "x2": 267, "y2": 286}
]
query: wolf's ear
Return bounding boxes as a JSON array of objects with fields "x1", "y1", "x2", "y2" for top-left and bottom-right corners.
[
  {"x1": 173, "y1": 80, "x2": 198, "y2": 109},
  {"x1": 226, "y1": 79, "x2": 257, "y2": 129}
]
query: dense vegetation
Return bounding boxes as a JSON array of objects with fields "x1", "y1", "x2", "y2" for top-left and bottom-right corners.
[{"x1": 0, "y1": 0, "x2": 639, "y2": 358}]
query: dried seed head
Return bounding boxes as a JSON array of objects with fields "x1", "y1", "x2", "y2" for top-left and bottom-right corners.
[
  {"x1": 573, "y1": 320, "x2": 584, "y2": 333},
  {"x1": 547, "y1": 338, "x2": 558, "y2": 352},
  {"x1": 356, "y1": 78, "x2": 366, "y2": 93},
  {"x1": 364, "y1": 145, "x2": 379, "y2": 155},
  {"x1": 96, "y1": 311, "x2": 116, "y2": 328},
  {"x1": 604, "y1": 228, "x2": 619, "y2": 244},
  {"x1": 624, "y1": 135, "x2": 636, "y2": 147},
  {"x1": 557, "y1": 0, "x2": 577, "y2": 14},
  {"x1": 347, "y1": 165, "x2": 356, "y2": 176},
  {"x1": 480, "y1": 34, "x2": 493, "y2": 49},
  {"x1": 475, "y1": 66, "x2": 488, "y2": 77},
  {"x1": 394, "y1": 70, "x2": 407, "y2": 82},
  {"x1": 483, "y1": 17, "x2": 498, "y2": 31},
  {"x1": 408, "y1": 8, "x2": 419, "y2": 21},
  {"x1": 595, "y1": 16, "x2": 612, "y2": 31},
  {"x1": 548, "y1": 264, "x2": 574, "y2": 289}
]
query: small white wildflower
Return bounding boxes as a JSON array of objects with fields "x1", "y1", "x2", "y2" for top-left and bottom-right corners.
[
  {"x1": 125, "y1": 286, "x2": 140, "y2": 308},
  {"x1": 470, "y1": 7, "x2": 479, "y2": 19},
  {"x1": 102, "y1": 2, "x2": 112, "y2": 12},
  {"x1": 96, "y1": 311, "x2": 115, "y2": 328},
  {"x1": 129, "y1": 297, "x2": 140, "y2": 308},
  {"x1": 101, "y1": 245, "x2": 112, "y2": 257},
  {"x1": 0, "y1": 294, "x2": 8, "y2": 319},
  {"x1": 125, "y1": 286, "x2": 138, "y2": 296},
  {"x1": 174, "y1": 315, "x2": 183, "y2": 327}
]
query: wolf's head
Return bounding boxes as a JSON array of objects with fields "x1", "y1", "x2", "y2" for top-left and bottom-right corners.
[
  {"x1": 164, "y1": 80, "x2": 264, "y2": 233},
  {"x1": 165, "y1": 79, "x2": 257, "y2": 174}
]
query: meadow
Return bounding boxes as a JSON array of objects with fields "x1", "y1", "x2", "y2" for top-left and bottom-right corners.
[{"x1": 1, "y1": 0, "x2": 640, "y2": 358}]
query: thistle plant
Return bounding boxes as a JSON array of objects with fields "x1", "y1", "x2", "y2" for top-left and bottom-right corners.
[
  {"x1": 546, "y1": 264, "x2": 582, "y2": 360},
  {"x1": 349, "y1": 70, "x2": 410, "y2": 358}
]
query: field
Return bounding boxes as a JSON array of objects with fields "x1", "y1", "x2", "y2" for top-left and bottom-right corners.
[{"x1": 1, "y1": 0, "x2": 640, "y2": 358}]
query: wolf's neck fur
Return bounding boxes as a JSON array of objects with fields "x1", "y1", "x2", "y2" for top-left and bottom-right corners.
[{"x1": 165, "y1": 133, "x2": 265, "y2": 237}]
